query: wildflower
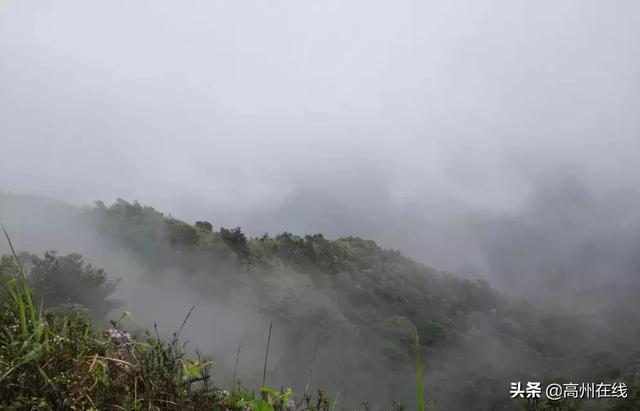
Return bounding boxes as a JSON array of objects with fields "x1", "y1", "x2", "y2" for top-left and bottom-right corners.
[{"x1": 106, "y1": 328, "x2": 131, "y2": 341}]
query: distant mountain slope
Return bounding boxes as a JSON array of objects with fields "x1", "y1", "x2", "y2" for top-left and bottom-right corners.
[{"x1": 0, "y1": 192, "x2": 85, "y2": 253}]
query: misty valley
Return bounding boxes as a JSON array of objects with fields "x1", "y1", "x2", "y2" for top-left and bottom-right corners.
[{"x1": 1, "y1": 193, "x2": 638, "y2": 411}]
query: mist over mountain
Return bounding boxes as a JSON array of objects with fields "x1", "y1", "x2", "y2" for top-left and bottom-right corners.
[
  {"x1": 1, "y1": 1, "x2": 640, "y2": 409},
  {"x1": 2, "y1": 0, "x2": 640, "y2": 303},
  {"x1": 1, "y1": 193, "x2": 640, "y2": 410}
]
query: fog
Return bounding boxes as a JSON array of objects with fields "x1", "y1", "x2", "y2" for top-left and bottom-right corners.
[
  {"x1": 2, "y1": 1, "x2": 639, "y2": 302},
  {"x1": 0, "y1": 0, "x2": 639, "y2": 395}
]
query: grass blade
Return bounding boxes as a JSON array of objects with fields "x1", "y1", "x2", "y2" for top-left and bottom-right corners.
[
  {"x1": 232, "y1": 341, "x2": 242, "y2": 388},
  {"x1": 304, "y1": 338, "x2": 320, "y2": 398},
  {"x1": 262, "y1": 321, "x2": 273, "y2": 387},
  {"x1": 415, "y1": 330, "x2": 426, "y2": 411},
  {"x1": 1, "y1": 223, "x2": 37, "y2": 336}
]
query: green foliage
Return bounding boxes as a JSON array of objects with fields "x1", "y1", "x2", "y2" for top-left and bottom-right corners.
[
  {"x1": 165, "y1": 218, "x2": 200, "y2": 247},
  {"x1": 1, "y1": 251, "x2": 121, "y2": 319},
  {"x1": 0, "y1": 240, "x2": 333, "y2": 410},
  {"x1": 0, "y1": 227, "x2": 405, "y2": 410},
  {"x1": 220, "y1": 226, "x2": 249, "y2": 257},
  {"x1": 83, "y1": 200, "x2": 626, "y2": 410},
  {"x1": 195, "y1": 220, "x2": 213, "y2": 233}
]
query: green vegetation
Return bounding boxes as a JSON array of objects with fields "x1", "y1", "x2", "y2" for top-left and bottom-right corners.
[
  {"x1": 0, "y1": 251, "x2": 120, "y2": 320},
  {"x1": 1, "y1": 197, "x2": 640, "y2": 410},
  {"x1": 0, "y1": 227, "x2": 400, "y2": 410}
]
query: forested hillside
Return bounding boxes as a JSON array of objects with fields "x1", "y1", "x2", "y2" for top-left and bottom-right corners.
[{"x1": 1, "y1": 194, "x2": 639, "y2": 410}]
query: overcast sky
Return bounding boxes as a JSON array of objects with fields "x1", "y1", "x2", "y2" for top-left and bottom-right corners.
[{"x1": 1, "y1": 1, "x2": 640, "y2": 281}]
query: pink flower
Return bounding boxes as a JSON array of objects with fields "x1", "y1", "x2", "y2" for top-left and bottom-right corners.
[{"x1": 106, "y1": 328, "x2": 131, "y2": 341}]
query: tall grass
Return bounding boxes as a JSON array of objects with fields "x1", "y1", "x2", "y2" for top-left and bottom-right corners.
[
  {"x1": 0, "y1": 224, "x2": 48, "y2": 386},
  {"x1": 1, "y1": 224, "x2": 40, "y2": 339}
]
